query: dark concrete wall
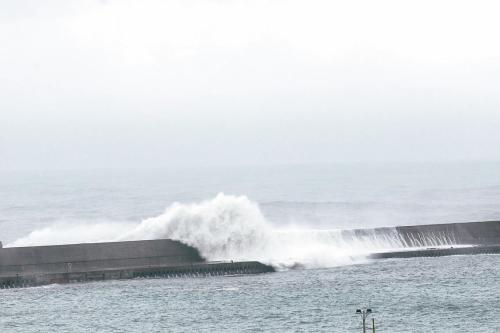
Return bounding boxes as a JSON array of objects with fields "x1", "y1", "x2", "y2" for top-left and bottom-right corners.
[
  {"x1": 394, "y1": 221, "x2": 500, "y2": 246},
  {"x1": 369, "y1": 245, "x2": 500, "y2": 259},
  {"x1": 0, "y1": 261, "x2": 275, "y2": 288},
  {"x1": 352, "y1": 221, "x2": 500, "y2": 247},
  {"x1": 0, "y1": 239, "x2": 203, "y2": 276}
]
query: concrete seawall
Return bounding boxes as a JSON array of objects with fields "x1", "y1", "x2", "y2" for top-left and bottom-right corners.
[
  {"x1": 352, "y1": 220, "x2": 500, "y2": 247},
  {"x1": 0, "y1": 239, "x2": 203, "y2": 276},
  {"x1": 0, "y1": 239, "x2": 274, "y2": 288},
  {"x1": 0, "y1": 261, "x2": 274, "y2": 289},
  {"x1": 364, "y1": 221, "x2": 500, "y2": 260},
  {"x1": 369, "y1": 245, "x2": 500, "y2": 259},
  {"x1": 394, "y1": 220, "x2": 500, "y2": 246},
  {"x1": 1, "y1": 221, "x2": 498, "y2": 288}
]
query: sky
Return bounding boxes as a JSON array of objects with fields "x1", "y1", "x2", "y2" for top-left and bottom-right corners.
[{"x1": 1, "y1": 0, "x2": 500, "y2": 170}]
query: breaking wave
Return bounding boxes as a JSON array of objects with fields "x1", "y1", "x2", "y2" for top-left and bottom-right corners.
[
  {"x1": 118, "y1": 194, "x2": 409, "y2": 268},
  {"x1": 9, "y1": 194, "x2": 452, "y2": 269}
]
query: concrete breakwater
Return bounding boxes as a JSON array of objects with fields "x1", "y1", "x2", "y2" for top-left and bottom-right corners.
[
  {"x1": 369, "y1": 244, "x2": 500, "y2": 259},
  {"x1": 0, "y1": 239, "x2": 274, "y2": 289},
  {"x1": 0, "y1": 261, "x2": 274, "y2": 289},
  {"x1": 350, "y1": 220, "x2": 500, "y2": 247},
  {"x1": 361, "y1": 220, "x2": 500, "y2": 260},
  {"x1": 1, "y1": 221, "x2": 498, "y2": 288}
]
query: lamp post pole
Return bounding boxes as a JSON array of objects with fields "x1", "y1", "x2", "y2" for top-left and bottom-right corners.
[{"x1": 356, "y1": 308, "x2": 373, "y2": 333}]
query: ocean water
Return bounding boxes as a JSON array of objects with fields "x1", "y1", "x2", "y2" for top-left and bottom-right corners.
[
  {"x1": 1, "y1": 255, "x2": 499, "y2": 332},
  {"x1": 1, "y1": 162, "x2": 500, "y2": 331}
]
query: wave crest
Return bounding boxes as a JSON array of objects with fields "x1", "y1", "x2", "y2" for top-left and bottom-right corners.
[{"x1": 120, "y1": 193, "x2": 273, "y2": 262}]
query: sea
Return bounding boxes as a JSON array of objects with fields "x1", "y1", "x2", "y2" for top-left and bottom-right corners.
[{"x1": 1, "y1": 162, "x2": 499, "y2": 332}]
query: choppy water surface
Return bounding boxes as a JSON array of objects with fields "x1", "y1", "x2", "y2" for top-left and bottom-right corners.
[{"x1": 2, "y1": 255, "x2": 499, "y2": 332}]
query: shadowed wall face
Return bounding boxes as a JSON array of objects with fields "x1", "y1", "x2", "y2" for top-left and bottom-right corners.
[
  {"x1": 362, "y1": 221, "x2": 500, "y2": 247},
  {"x1": 395, "y1": 221, "x2": 500, "y2": 246},
  {"x1": 0, "y1": 239, "x2": 203, "y2": 275}
]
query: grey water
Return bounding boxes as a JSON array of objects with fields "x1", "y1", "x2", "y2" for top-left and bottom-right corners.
[
  {"x1": 1, "y1": 161, "x2": 500, "y2": 332},
  {"x1": 2, "y1": 256, "x2": 499, "y2": 332}
]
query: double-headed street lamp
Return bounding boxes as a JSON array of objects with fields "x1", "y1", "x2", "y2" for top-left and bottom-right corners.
[{"x1": 356, "y1": 308, "x2": 374, "y2": 333}]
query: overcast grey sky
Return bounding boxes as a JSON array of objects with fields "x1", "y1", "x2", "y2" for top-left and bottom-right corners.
[{"x1": 1, "y1": 0, "x2": 499, "y2": 170}]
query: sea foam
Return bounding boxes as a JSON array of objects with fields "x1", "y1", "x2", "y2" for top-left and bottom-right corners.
[{"x1": 11, "y1": 194, "x2": 415, "y2": 269}]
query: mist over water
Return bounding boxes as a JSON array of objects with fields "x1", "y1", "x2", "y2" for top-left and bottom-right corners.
[
  {"x1": 10, "y1": 194, "x2": 404, "y2": 268},
  {"x1": 118, "y1": 193, "x2": 431, "y2": 268},
  {"x1": 4, "y1": 193, "x2": 487, "y2": 269},
  {"x1": 2, "y1": 162, "x2": 500, "y2": 269}
]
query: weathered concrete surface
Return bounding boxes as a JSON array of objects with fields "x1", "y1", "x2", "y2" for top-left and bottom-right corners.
[
  {"x1": 364, "y1": 221, "x2": 500, "y2": 260},
  {"x1": 0, "y1": 239, "x2": 203, "y2": 276},
  {"x1": 393, "y1": 221, "x2": 500, "y2": 246},
  {"x1": 0, "y1": 261, "x2": 275, "y2": 289},
  {"x1": 0, "y1": 239, "x2": 275, "y2": 288},
  {"x1": 352, "y1": 220, "x2": 500, "y2": 247}
]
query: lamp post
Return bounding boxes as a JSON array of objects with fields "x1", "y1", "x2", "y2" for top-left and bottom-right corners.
[{"x1": 356, "y1": 308, "x2": 374, "y2": 333}]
